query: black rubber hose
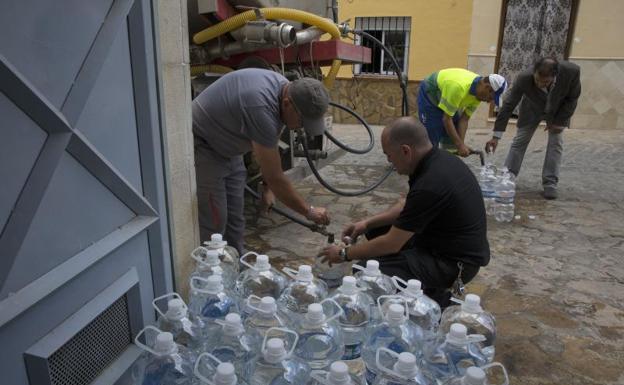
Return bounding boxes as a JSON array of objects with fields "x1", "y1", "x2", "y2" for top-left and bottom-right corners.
[
  {"x1": 244, "y1": 185, "x2": 316, "y2": 229},
  {"x1": 301, "y1": 131, "x2": 394, "y2": 197},
  {"x1": 325, "y1": 101, "x2": 374, "y2": 154}
]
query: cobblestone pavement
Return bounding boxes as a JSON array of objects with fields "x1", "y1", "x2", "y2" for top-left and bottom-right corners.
[{"x1": 244, "y1": 124, "x2": 624, "y2": 385}]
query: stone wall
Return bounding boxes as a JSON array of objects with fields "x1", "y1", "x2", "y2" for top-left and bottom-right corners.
[{"x1": 328, "y1": 77, "x2": 419, "y2": 125}]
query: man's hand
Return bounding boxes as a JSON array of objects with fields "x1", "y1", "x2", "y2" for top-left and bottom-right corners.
[
  {"x1": 259, "y1": 184, "x2": 275, "y2": 215},
  {"x1": 342, "y1": 220, "x2": 367, "y2": 241},
  {"x1": 485, "y1": 138, "x2": 498, "y2": 153},
  {"x1": 457, "y1": 143, "x2": 472, "y2": 157},
  {"x1": 545, "y1": 124, "x2": 565, "y2": 134},
  {"x1": 306, "y1": 206, "x2": 330, "y2": 225},
  {"x1": 317, "y1": 244, "x2": 342, "y2": 266}
]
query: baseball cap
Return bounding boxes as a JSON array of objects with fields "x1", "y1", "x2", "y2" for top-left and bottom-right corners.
[
  {"x1": 288, "y1": 77, "x2": 330, "y2": 137},
  {"x1": 488, "y1": 74, "x2": 507, "y2": 107}
]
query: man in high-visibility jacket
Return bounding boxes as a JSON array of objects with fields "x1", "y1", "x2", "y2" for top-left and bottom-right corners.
[{"x1": 418, "y1": 68, "x2": 507, "y2": 156}]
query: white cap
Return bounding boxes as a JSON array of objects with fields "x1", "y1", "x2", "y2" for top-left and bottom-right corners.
[
  {"x1": 446, "y1": 323, "x2": 468, "y2": 345},
  {"x1": 214, "y1": 362, "x2": 237, "y2": 385},
  {"x1": 154, "y1": 332, "x2": 177, "y2": 355},
  {"x1": 165, "y1": 298, "x2": 187, "y2": 321},
  {"x1": 204, "y1": 274, "x2": 224, "y2": 294},
  {"x1": 258, "y1": 296, "x2": 277, "y2": 313},
  {"x1": 340, "y1": 276, "x2": 358, "y2": 294},
  {"x1": 488, "y1": 74, "x2": 507, "y2": 107},
  {"x1": 222, "y1": 313, "x2": 244, "y2": 336},
  {"x1": 463, "y1": 367, "x2": 487, "y2": 385},
  {"x1": 404, "y1": 279, "x2": 423, "y2": 297},
  {"x1": 255, "y1": 255, "x2": 271, "y2": 271},
  {"x1": 462, "y1": 294, "x2": 483, "y2": 313},
  {"x1": 204, "y1": 249, "x2": 221, "y2": 266},
  {"x1": 386, "y1": 304, "x2": 406, "y2": 325},
  {"x1": 394, "y1": 352, "x2": 419, "y2": 378},
  {"x1": 306, "y1": 303, "x2": 325, "y2": 325},
  {"x1": 364, "y1": 260, "x2": 381, "y2": 276},
  {"x1": 328, "y1": 361, "x2": 351, "y2": 384},
  {"x1": 264, "y1": 338, "x2": 287, "y2": 363},
  {"x1": 296, "y1": 265, "x2": 313, "y2": 282}
]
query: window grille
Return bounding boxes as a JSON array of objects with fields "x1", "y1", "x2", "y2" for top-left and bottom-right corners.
[{"x1": 354, "y1": 16, "x2": 411, "y2": 76}]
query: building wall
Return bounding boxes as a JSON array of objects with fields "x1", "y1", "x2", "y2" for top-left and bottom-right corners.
[
  {"x1": 330, "y1": 0, "x2": 473, "y2": 124},
  {"x1": 157, "y1": 0, "x2": 199, "y2": 299},
  {"x1": 467, "y1": 0, "x2": 624, "y2": 130}
]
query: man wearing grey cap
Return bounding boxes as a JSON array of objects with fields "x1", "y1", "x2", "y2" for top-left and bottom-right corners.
[{"x1": 192, "y1": 68, "x2": 331, "y2": 253}]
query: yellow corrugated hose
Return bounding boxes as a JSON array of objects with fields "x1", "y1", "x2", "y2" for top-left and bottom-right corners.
[
  {"x1": 192, "y1": 8, "x2": 342, "y2": 87},
  {"x1": 190, "y1": 64, "x2": 234, "y2": 76}
]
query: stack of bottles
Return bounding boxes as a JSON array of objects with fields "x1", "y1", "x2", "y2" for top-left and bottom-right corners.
[
  {"x1": 131, "y1": 233, "x2": 509, "y2": 385},
  {"x1": 478, "y1": 160, "x2": 517, "y2": 223}
]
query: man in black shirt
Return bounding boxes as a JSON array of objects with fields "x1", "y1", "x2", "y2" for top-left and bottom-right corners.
[{"x1": 318, "y1": 117, "x2": 490, "y2": 306}]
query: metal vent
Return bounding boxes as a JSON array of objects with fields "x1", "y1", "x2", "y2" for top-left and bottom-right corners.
[{"x1": 48, "y1": 295, "x2": 132, "y2": 385}]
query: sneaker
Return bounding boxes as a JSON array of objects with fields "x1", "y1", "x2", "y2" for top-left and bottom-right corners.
[{"x1": 543, "y1": 186, "x2": 558, "y2": 200}]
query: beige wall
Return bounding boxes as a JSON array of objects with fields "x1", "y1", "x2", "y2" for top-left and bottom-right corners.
[
  {"x1": 468, "y1": 0, "x2": 502, "y2": 55},
  {"x1": 569, "y1": 0, "x2": 624, "y2": 58}
]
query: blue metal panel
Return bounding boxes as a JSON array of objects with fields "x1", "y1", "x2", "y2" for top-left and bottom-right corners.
[
  {"x1": 0, "y1": 0, "x2": 115, "y2": 108},
  {"x1": 0, "y1": 93, "x2": 47, "y2": 231}
]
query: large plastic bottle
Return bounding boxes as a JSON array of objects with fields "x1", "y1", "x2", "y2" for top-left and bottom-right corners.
[
  {"x1": 278, "y1": 265, "x2": 328, "y2": 320},
  {"x1": 353, "y1": 260, "x2": 395, "y2": 302},
  {"x1": 243, "y1": 295, "x2": 292, "y2": 342},
  {"x1": 308, "y1": 361, "x2": 365, "y2": 385},
  {"x1": 189, "y1": 274, "x2": 239, "y2": 330},
  {"x1": 371, "y1": 350, "x2": 433, "y2": 385},
  {"x1": 439, "y1": 294, "x2": 496, "y2": 362},
  {"x1": 361, "y1": 303, "x2": 425, "y2": 384},
  {"x1": 293, "y1": 300, "x2": 345, "y2": 369},
  {"x1": 424, "y1": 324, "x2": 488, "y2": 381},
  {"x1": 388, "y1": 278, "x2": 441, "y2": 341},
  {"x1": 204, "y1": 233, "x2": 240, "y2": 273},
  {"x1": 191, "y1": 247, "x2": 238, "y2": 289},
  {"x1": 478, "y1": 161, "x2": 497, "y2": 216},
  {"x1": 441, "y1": 365, "x2": 509, "y2": 385},
  {"x1": 152, "y1": 293, "x2": 204, "y2": 351},
  {"x1": 493, "y1": 168, "x2": 515, "y2": 223},
  {"x1": 248, "y1": 328, "x2": 311, "y2": 385},
  {"x1": 132, "y1": 326, "x2": 197, "y2": 385},
  {"x1": 204, "y1": 313, "x2": 258, "y2": 380},
  {"x1": 235, "y1": 253, "x2": 288, "y2": 303},
  {"x1": 194, "y1": 353, "x2": 249, "y2": 385}
]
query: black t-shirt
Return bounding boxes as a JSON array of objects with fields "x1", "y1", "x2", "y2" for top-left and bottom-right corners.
[{"x1": 394, "y1": 148, "x2": 490, "y2": 267}]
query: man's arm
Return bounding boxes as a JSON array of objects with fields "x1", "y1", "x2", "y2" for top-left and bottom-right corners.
[
  {"x1": 443, "y1": 114, "x2": 470, "y2": 156},
  {"x1": 552, "y1": 69, "x2": 581, "y2": 127},
  {"x1": 320, "y1": 226, "x2": 414, "y2": 264},
  {"x1": 486, "y1": 74, "x2": 526, "y2": 152},
  {"x1": 252, "y1": 141, "x2": 328, "y2": 224},
  {"x1": 457, "y1": 113, "x2": 470, "y2": 141}
]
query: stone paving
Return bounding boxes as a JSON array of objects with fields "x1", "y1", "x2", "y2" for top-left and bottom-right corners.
[{"x1": 244, "y1": 124, "x2": 624, "y2": 385}]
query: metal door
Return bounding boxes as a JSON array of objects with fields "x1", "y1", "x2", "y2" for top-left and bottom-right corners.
[{"x1": 0, "y1": 1, "x2": 172, "y2": 384}]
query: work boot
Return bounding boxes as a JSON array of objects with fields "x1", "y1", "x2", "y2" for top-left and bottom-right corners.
[{"x1": 543, "y1": 186, "x2": 558, "y2": 200}]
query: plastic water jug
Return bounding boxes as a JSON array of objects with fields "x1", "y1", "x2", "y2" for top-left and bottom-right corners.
[
  {"x1": 278, "y1": 265, "x2": 328, "y2": 320},
  {"x1": 243, "y1": 295, "x2": 292, "y2": 342},
  {"x1": 189, "y1": 274, "x2": 239, "y2": 330},
  {"x1": 389, "y1": 278, "x2": 441, "y2": 341},
  {"x1": 235, "y1": 253, "x2": 288, "y2": 305},
  {"x1": 194, "y1": 353, "x2": 249, "y2": 385},
  {"x1": 308, "y1": 361, "x2": 365, "y2": 385},
  {"x1": 204, "y1": 313, "x2": 257, "y2": 380},
  {"x1": 293, "y1": 300, "x2": 345, "y2": 369},
  {"x1": 441, "y1": 365, "x2": 509, "y2": 385},
  {"x1": 204, "y1": 233, "x2": 240, "y2": 273},
  {"x1": 191, "y1": 247, "x2": 237, "y2": 288},
  {"x1": 371, "y1": 349, "x2": 433, "y2": 385},
  {"x1": 152, "y1": 293, "x2": 204, "y2": 351}
]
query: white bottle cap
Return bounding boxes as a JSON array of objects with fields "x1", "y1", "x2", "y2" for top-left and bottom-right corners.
[
  {"x1": 296, "y1": 265, "x2": 314, "y2": 282},
  {"x1": 258, "y1": 296, "x2": 277, "y2": 313},
  {"x1": 154, "y1": 332, "x2": 177, "y2": 354},
  {"x1": 205, "y1": 249, "x2": 221, "y2": 266},
  {"x1": 204, "y1": 274, "x2": 224, "y2": 293},
  {"x1": 264, "y1": 338, "x2": 287, "y2": 363},
  {"x1": 165, "y1": 298, "x2": 186, "y2": 321},
  {"x1": 446, "y1": 323, "x2": 468, "y2": 345},
  {"x1": 463, "y1": 367, "x2": 487, "y2": 385},
  {"x1": 255, "y1": 255, "x2": 271, "y2": 271},
  {"x1": 394, "y1": 352, "x2": 419, "y2": 378},
  {"x1": 405, "y1": 279, "x2": 423, "y2": 297},
  {"x1": 328, "y1": 361, "x2": 351, "y2": 384},
  {"x1": 462, "y1": 294, "x2": 483, "y2": 313},
  {"x1": 386, "y1": 304, "x2": 405, "y2": 324},
  {"x1": 206, "y1": 233, "x2": 228, "y2": 249},
  {"x1": 340, "y1": 276, "x2": 358, "y2": 294},
  {"x1": 364, "y1": 260, "x2": 381, "y2": 276},
  {"x1": 306, "y1": 303, "x2": 325, "y2": 324},
  {"x1": 214, "y1": 362, "x2": 237, "y2": 385},
  {"x1": 222, "y1": 313, "x2": 244, "y2": 336}
]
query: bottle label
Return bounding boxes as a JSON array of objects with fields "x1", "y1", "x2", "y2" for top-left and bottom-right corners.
[{"x1": 341, "y1": 343, "x2": 362, "y2": 360}]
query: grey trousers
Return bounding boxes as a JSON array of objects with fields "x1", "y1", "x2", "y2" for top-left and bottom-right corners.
[
  {"x1": 194, "y1": 139, "x2": 246, "y2": 254},
  {"x1": 504, "y1": 123, "x2": 564, "y2": 188}
]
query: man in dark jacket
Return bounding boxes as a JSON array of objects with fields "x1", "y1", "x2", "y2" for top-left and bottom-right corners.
[{"x1": 485, "y1": 58, "x2": 581, "y2": 199}]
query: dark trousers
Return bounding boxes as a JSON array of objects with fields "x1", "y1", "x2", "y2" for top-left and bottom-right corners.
[{"x1": 360, "y1": 226, "x2": 480, "y2": 308}]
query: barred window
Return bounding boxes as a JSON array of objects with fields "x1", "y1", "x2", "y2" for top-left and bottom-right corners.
[{"x1": 354, "y1": 16, "x2": 411, "y2": 76}]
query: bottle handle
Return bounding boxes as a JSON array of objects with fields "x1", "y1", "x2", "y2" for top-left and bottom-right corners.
[
  {"x1": 320, "y1": 298, "x2": 345, "y2": 323},
  {"x1": 151, "y1": 292, "x2": 185, "y2": 320},
  {"x1": 133, "y1": 325, "x2": 164, "y2": 356},
  {"x1": 190, "y1": 275, "x2": 211, "y2": 294},
  {"x1": 467, "y1": 334, "x2": 487, "y2": 343},
  {"x1": 191, "y1": 246, "x2": 209, "y2": 266},
  {"x1": 281, "y1": 266, "x2": 298, "y2": 280},
  {"x1": 309, "y1": 370, "x2": 331, "y2": 385},
  {"x1": 261, "y1": 327, "x2": 299, "y2": 358},
  {"x1": 377, "y1": 295, "x2": 408, "y2": 321},
  {"x1": 375, "y1": 347, "x2": 404, "y2": 379},
  {"x1": 391, "y1": 276, "x2": 408, "y2": 292},
  {"x1": 193, "y1": 352, "x2": 223, "y2": 385},
  {"x1": 450, "y1": 297, "x2": 464, "y2": 305},
  {"x1": 240, "y1": 251, "x2": 260, "y2": 270},
  {"x1": 481, "y1": 362, "x2": 509, "y2": 385},
  {"x1": 244, "y1": 295, "x2": 264, "y2": 313},
  {"x1": 351, "y1": 264, "x2": 365, "y2": 273}
]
